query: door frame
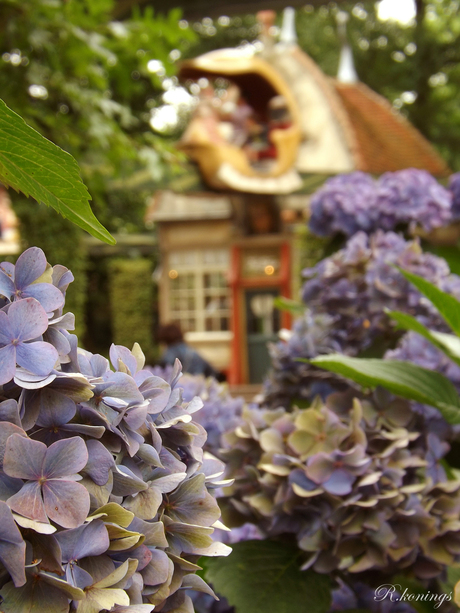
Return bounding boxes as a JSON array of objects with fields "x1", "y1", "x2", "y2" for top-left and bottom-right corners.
[{"x1": 228, "y1": 240, "x2": 291, "y2": 384}]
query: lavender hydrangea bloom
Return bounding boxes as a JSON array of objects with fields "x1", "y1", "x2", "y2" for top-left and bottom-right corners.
[
  {"x1": 0, "y1": 247, "x2": 64, "y2": 314},
  {"x1": 264, "y1": 231, "x2": 460, "y2": 411},
  {"x1": 449, "y1": 172, "x2": 460, "y2": 219},
  {"x1": 3, "y1": 435, "x2": 90, "y2": 528},
  {"x1": 0, "y1": 298, "x2": 58, "y2": 385},
  {"x1": 0, "y1": 246, "x2": 231, "y2": 613},
  {"x1": 308, "y1": 169, "x2": 453, "y2": 237},
  {"x1": 309, "y1": 172, "x2": 378, "y2": 237},
  {"x1": 305, "y1": 445, "x2": 370, "y2": 495},
  {"x1": 221, "y1": 391, "x2": 460, "y2": 580},
  {"x1": 376, "y1": 169, "x2": 452, "y2": 232}
]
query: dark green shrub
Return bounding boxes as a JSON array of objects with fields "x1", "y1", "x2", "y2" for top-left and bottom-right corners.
[{"x1": 108, "y1": 257, "x2": 156, "y2": 363}]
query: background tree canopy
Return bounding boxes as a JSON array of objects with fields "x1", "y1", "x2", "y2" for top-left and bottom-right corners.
[{"x1": 0, "y1": 0, "x2": 196, "y2": 233}]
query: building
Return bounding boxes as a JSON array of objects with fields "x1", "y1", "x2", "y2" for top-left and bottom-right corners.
[{"x1": 146, "y1": 10, "x2": 448, "y2": 386}]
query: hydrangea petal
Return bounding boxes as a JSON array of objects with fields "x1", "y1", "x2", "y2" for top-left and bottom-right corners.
[
  {"x1": 0, "y1": 422, "x2": 27, "y2": 468},
  {"x1": 23, "y1": 283, "x2": 64, "y2": 314},
  {"x1": 0, "y1": 344, "x2": 17, "y2": 386},
  {"x1": 45, "y1": 327, "x2": 71, "y2": 359},
  {"x1": 0, "y1": 399, "x2": 21, "y2": 427},
  {"x1": 91, "y1": 353, "x2": 110, "y2": 377},
  {"x1": 3, "y1": 434, "x2": 46, "y2": 480},
  {"x1": 8, "y1": 298, "x2": 49, "y2": 341},
  {"x1": 322, "y1": 469, "x2": 355, "y2": 496},
  {"x1": 110, "y1": 344, "x2": 138, "y2": 376},
  {"x1": 56, "y1": 520, "x2": 110, "y2": 562},
  {"x1": 306, "y1": 454, "x2": 335, "y2": 484},
  {"x1": 141, "y1": 549, "x2": 170, "y2": 585},
  {"x1": 52, "y1": 265, "x2": 74, "y2": 293},
  {"x1": 43, "y1": 479, "x2": 90, "y2": 528},
  {"x1": 0, "y1": 272, "x2": 15, "y2": 302},
  {"x1": 35, "y1": 389, "x2": 76, "y2": 428},
  {"x1": 0, "y1": 501, "x2": 26, "y2": 587},
  {"x1": 14, "y1": 247, "x2": 47, "y2": 290},
  {"x1": 7, "y1": 480, "x2": 47, "y2": 523},
  {"x1": 43, "y1": 437, "x2": 88, "y2": 479},
  {"x1": 16, "y1": 341, "x2": 58, "y2": 376},
  {"x1": 84, "y1": 439, "x2": 115, "y2": 486}
]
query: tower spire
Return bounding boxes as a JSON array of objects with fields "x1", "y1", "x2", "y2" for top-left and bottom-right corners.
[
  {"x1": 279, "y1": 7, "x2": 297, "y2": 46},
  {"x1": 336, "y1": 12, "x2": 358, "y2": 83}
]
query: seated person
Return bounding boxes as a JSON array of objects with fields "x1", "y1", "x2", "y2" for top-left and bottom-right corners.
[{"x1": 157, "y1": 323, "x2": 221, "y2": 379}]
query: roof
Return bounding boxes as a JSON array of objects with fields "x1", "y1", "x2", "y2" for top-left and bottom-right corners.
[
  {"x1": 333, "y1": 81, "x2": 450, "y2": 176},
  {"x1": 145, "y1": 190, "x2": 232, "y2": 223}
]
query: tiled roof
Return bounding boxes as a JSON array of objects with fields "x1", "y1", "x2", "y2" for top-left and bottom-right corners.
[{"x1": 333, "y1": 81, "x2": 450, "y2": 176}]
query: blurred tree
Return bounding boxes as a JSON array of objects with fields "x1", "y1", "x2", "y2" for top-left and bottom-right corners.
[{"x1": 0, "y1": 0, "x2": 196, "y2": 232}]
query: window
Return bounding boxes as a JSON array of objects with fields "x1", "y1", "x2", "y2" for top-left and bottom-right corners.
[{"x1": 167, "y1": 249, "x2": 231, "y2": 333}]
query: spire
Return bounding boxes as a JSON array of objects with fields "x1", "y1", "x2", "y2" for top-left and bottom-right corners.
[
  {"x1": 279, "y1": 7, "x2": 297, "y2": 46},
  {"x1": 336, "y1": 12, "x2": 358, "y2": 84}
]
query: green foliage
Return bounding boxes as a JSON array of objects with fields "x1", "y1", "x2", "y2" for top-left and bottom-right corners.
[
  {"x1": 273, "y1": 296, "x2": 305, "y2": 316},
  {"x1": 12, "y1": 197, "x2": 87, "y2": 339},
  {"x1": 397, "y1": 267, "x2": 460, "y2": 335},
  {"x1": 203, "y1": 540, "x2": 331, "y2": 613},
  {"x1": 108, "y1": 258, "x2": 155, "y2": 363},
  {"x1": 388, "y1": 309, "x2": 460, "y2": 367},
  {"x1": 310, "y1": 355, "x2": 460, "y2": 423},
  {"x1": 0, "y1": 0, "x2": 196, "y2": 233},
  {"x1": 0, "y1": 99, "x2": 114, "y2": 244},
  {"x1": 310, "y1": 266, "x2": 460, "y2": 426}
]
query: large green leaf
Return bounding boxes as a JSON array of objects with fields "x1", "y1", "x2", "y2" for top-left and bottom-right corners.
[
  {"x1": 398, "y1": 268, "x2": 460, "y2": 336},
  {"x1": 310, "y1": 355, "x2": 460, "y2": 424},
  {"x1": 0, "y1": 99, "x2": 115, "y2": 245},
  {"x1": 203, "y1": 539, "x2": 331, "y2": 613},
  {"x1": 388, "y1": 309, "x2": 460, "y2": 367}
]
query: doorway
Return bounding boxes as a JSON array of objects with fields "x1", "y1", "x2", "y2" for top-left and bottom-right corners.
[{"x1": 245, "y1": 288, "x2": 281, "y2": 383}]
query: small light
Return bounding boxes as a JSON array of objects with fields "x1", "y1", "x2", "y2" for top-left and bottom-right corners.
[
  {"x1": 264, "y1": 265, "x2": 275, "y2": 276},
  {"x1": 169, "y1": 269, "x2": 178, "y2": 279}
]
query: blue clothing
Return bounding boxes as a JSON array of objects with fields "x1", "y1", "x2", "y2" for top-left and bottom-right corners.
[{"x1": 160, "y1": 342, "x2": 218, "y2": 378}]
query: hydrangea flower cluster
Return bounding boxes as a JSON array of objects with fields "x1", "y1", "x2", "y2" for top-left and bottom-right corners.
[
  {"x1": 450, "y1": 172, "x2": 460, "y2": 219},
  {"x1": 263, "y1": 231, "x2": 460, "y2": 409},
  {"x1": 0, "y1": 247, "x2": 230, "y2": 613},
  {"x1": 302, "y1": 231, "x2": 460, "y2": 352},
  {"x1": 220, "y1": 389, "x2": 460, "y2": 581},
  {"x1": 308, "y1": 169, "x2": 453, "y2": 237},
  {"x1": 148, "y1": 367, "x2": 245, "y2": 458}
]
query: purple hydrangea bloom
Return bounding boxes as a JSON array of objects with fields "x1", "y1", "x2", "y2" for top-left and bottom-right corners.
[
  {"x1": 309, "y1": 172, "x2": 378, "y2": 237},
  {"x1": 0, "y1": 247, "x2": 64, "y2": 314},
  {"x1": 308, "y1": 169, "x2": 453, "y2": 237},
  {"x1": 449, "y1": 172, "x2": 460, "y2": 219},
  {"x1": 305, "y1": 445, "x2": 370, "y2": 495},
  {"x1": 3, "y1": 434, "x2": 90, "y2": 528},
  {"x1": 376, "y1": 168, "x2": 452, "y2": 232},
  {"x1": 0, "y1": 298, "x2": 59, "y2": 385}
]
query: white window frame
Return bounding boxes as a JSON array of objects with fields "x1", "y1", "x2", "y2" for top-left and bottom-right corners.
[{"x1": 166, "y1": 248, "x2": 231, "y2": 333}]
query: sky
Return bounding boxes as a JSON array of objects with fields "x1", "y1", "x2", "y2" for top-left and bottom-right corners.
[{"x1": 377, "y1": 0, "x2": 417, "y2": 24}]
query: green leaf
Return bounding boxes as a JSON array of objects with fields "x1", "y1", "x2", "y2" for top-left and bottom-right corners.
[
  {"x1": 387, "y1": 309, "x2": 460, "y2": 367},
  {"x1": 203, "y1": 539, "x2": 331, "y2": 613},
  {"x1": 0, "y1": 99, "x2": 115, "y2": 245},
  {"x1": 398, "y1": 268, "x2": 460, "y2": 335},
  {"x1": 310, "y1": 355, "x2": 460, "y2": 424},
  {"x1": 273, "y1": 296, "x2": 305, "y2": 316}
]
